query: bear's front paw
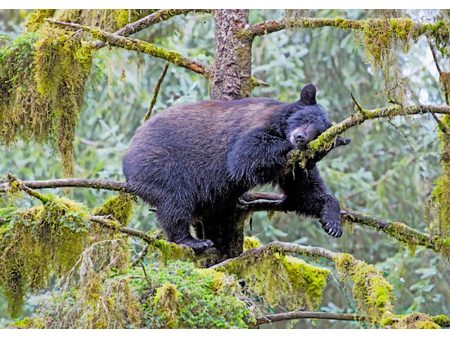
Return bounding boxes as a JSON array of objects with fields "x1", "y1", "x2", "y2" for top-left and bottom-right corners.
[
  {"x1": 176, "y1": 238, "x2": 215, "y2": 253},
  {"x1": 320, "y1": 219, "x2": 343, "y2": 238}
]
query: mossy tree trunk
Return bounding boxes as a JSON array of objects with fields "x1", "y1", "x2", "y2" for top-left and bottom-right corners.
[{"x1": 207, "y1": 9, "x2": 253, "y2": 257}]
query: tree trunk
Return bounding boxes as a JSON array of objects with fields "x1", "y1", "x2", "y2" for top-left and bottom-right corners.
[
  {"x1": 210, "y1": 9, "x2": 252, "y2": 100},
  {"x1": 206, "y1": 10, "x2": 253, "y2": 258}
]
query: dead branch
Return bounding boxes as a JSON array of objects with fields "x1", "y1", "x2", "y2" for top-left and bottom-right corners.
[
  {"x1": 254, "y1": 311, "x2": 366, "y2": 326},
  {"x1": 144, "y1": 62, "x2": 169, "y2": 121},
  {"x1": 90, "y1": 215, "x2": 154, "y2": 243},
  {"x1": 0, "y1": 177, "x2": 128, "y2": 193}
]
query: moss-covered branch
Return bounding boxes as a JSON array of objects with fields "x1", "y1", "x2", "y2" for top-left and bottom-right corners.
[
  {"x1": 240, "y1": 17, "x2": 449, "y2": 40},
  {"x1": 290, "y1": 104, "x2": 450, "y2": 166},
  {"x1": 114, "y1": 9, "x2": 211, "y2": 38},
  {"x1": 240, "y1": 192, "x2": 450, "y2": 259},
  {"x1": 48, "y1": 20, "x2": 210, "y2": 76},
  {"x1": 3, "y1": 177, "x2": 449, "y2": 258}
]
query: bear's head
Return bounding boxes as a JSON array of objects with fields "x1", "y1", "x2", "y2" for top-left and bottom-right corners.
[{"x1": 286, "y1": 83, "x2": 337, "y2": 149}]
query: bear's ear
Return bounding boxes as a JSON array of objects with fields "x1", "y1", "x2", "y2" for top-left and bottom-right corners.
[{"x1": 299, "y1": 83, "x2": 317, "y2": 105}]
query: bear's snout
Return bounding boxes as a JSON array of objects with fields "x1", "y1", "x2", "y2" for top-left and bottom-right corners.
[{"x1": 289, "y1": 127, "x2": 314, "y2": 148}]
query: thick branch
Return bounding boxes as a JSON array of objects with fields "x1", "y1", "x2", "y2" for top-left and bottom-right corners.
[
  {"x1": 290, "y1": 104, "x2": 450, "y2": 165},
  {"x1": 240, "y1": 192, "x2": 449, "y2": 258},
  {"x1": 211, "y1": 241, "x2": 337, "y2": 270},
  {"x1": 254, "y1": 311, "x2": 366, "y2": 326},
  {"x1": 241, "y1": 17, "x2": 449, "y2": 40},
  {"x1": 48, "y1": 20, "x2": 209, "y2": 76}
]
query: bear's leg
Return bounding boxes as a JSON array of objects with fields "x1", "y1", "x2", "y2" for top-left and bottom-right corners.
[
  {"x1": 156, "y1": 206, "x2": 214, "y2": 253},
  {"x1": 196, "y1": 202, "x2": 248, "y2": 258},
  {"x1": 279, "y1": 165, "x2": 343, "y2": 237}
]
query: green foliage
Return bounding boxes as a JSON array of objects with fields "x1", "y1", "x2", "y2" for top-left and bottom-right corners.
[
  {"x1": 0, "y1": 197, "x2": 90, "y2": 317},
  {"x1": 53, "y1": 9, "x2": 155, "y2": 32},
  {"x1": 92, "y1": 192, "x2": 135, "y2": 225},
  {"x1": 432, "y1": 115, "x2": 450, "y2": 238},
  {"x1": 0, "y1": 24, "x2": 93, "y2": 177},
  {"x1": 222, "y1": 237, "x2": 330, "y2": 311},
  {"x1": 333, "y1": 253, "x2": 394, "y2": 323},
  {"x1": 134, "y1": 259, "x2": 254, "y2": 328}
]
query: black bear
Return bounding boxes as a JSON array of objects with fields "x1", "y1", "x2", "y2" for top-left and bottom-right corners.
[{"x1": 123, "y1": 84, "x2": 349, "y2": 254}]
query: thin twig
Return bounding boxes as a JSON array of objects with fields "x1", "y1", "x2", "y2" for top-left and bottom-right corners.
[
  {"x1": 0, "y1": 177, "x2": 129, "y2": 193},
  {"x1": 254, "y1": 311, "x2": 366, "y2": 326},
  {"x1": 144, "y1": 62, "x2": 169, "y2": 121}
]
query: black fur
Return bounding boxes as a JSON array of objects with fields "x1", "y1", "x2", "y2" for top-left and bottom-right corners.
[{"x1": 123, "y1": 84, "x2": 348, "y2": 253}]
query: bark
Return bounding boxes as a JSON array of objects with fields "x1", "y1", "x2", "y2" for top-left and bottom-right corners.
[{"x1": 210, "y1": 10, "x2": 252, "y2": 100}]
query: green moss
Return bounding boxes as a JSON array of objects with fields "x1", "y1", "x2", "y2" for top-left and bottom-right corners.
[
  {"x1": 92, "y1": 193, "x2": 135, "y2": 226},
  {"x1": 389, "y1": 313, "x2": 441, "y2": 329},
  {"x1": 432, "y1": 115, "x2": 450, "y2": 238},
  {"x1": 432, "y1": 314, "x2": 450, "y2": 327},
  {"x1": 53, "y1": 9, "x2": 155, "y2": 32},
  {"x1": 334, "y1": 253, "x2": 394, "y2": 323},
  {"x1": 153, "y1": 283, "x2": 180, "y2": 328},
  {"x1": 0, "y1": 197, "x2": 90, "y2": 317},
  {"x1": 35, "y1": 274, "x2": 142, "y2": 328},
  {"x1": 9, "y1": 316, "x2": 46, "y2": 328},
  {"x1": 136, "y1": 259, "x2": 254, "y2": 328},
  {"x1": 243, "y1": 236, "x2": 262, "y2": 251},
  {"x1": 24, "y1": 10, "x2": 56, "y2": 33},
  {"x1": 219, "y1": 240, "x2": 330, "y2": 311},
  {"x1": 0, "y1": 25, "x2": 93, "y2": 177}
]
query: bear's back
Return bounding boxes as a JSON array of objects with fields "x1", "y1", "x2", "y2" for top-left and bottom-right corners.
[{"x1": 123, "y1": 97, "x2": 287, "y2": 204}]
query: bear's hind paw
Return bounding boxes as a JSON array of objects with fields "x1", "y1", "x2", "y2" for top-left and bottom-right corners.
[{"x1": 176, "y1": 237, "x2": 215, "y2": 253}]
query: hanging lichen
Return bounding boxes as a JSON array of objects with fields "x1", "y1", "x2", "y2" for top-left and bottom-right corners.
[
  {"x1": 219, "y1": 237, "x2": 330, "y2": 311},
  {"x1": 0, "y1": 23, "x2": 93, "y2": 177},
  {"x1": 52, "y1": 9, "x2": 156, "y2": 32},
  {"x1": 333, "y1": 253, "x2": 394, "y2": 323},
  {"x1": 432, "y1": 115, "x2": 450, "y2": 239},
  {"x1": 0, "y1": 197, "x2": 90, "y2": 317},
  {"x1": 355, "y1": 18, "x2": 417, "y2": 104}
]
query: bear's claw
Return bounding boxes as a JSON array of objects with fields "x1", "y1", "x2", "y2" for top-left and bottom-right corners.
[
  {"x1": 321, "y1": 221, "x2": 343, "y2": 238},
  {"x1": 176, "y1": 238, "x2": 215, "y2": 253}
]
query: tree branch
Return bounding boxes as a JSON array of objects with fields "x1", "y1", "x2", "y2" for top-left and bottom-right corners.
[
  {"x1": 48, "y1": 20, "x2": 210, "y2": 76},
  {"x1": 240, "y1": 17, "x2": 449, "y2": 40},
  {"x1": 240, "y1": 192, "x2": 449, "y2": 258},
  {"x1": 254, "y1": 311, "x2": 366, "y2": 326},
  {"x1": 290, "y1": 104, "x2": 450, "y2": 165},
  {"x1": 0, "y1": 177, "x2": 129, "y2": 193},
  {"x1": 114, "y1": 9, "x2": 210, "y2": 38},
  {"x1": 92, "y1": 10, "x2": 212, "y2": 48},
  {"x1": 210, "y1": 241, "x2": 337, "y2": 270},
  {"x1": 144, "y1": 62, "x2": 169, "y2": 121}
]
